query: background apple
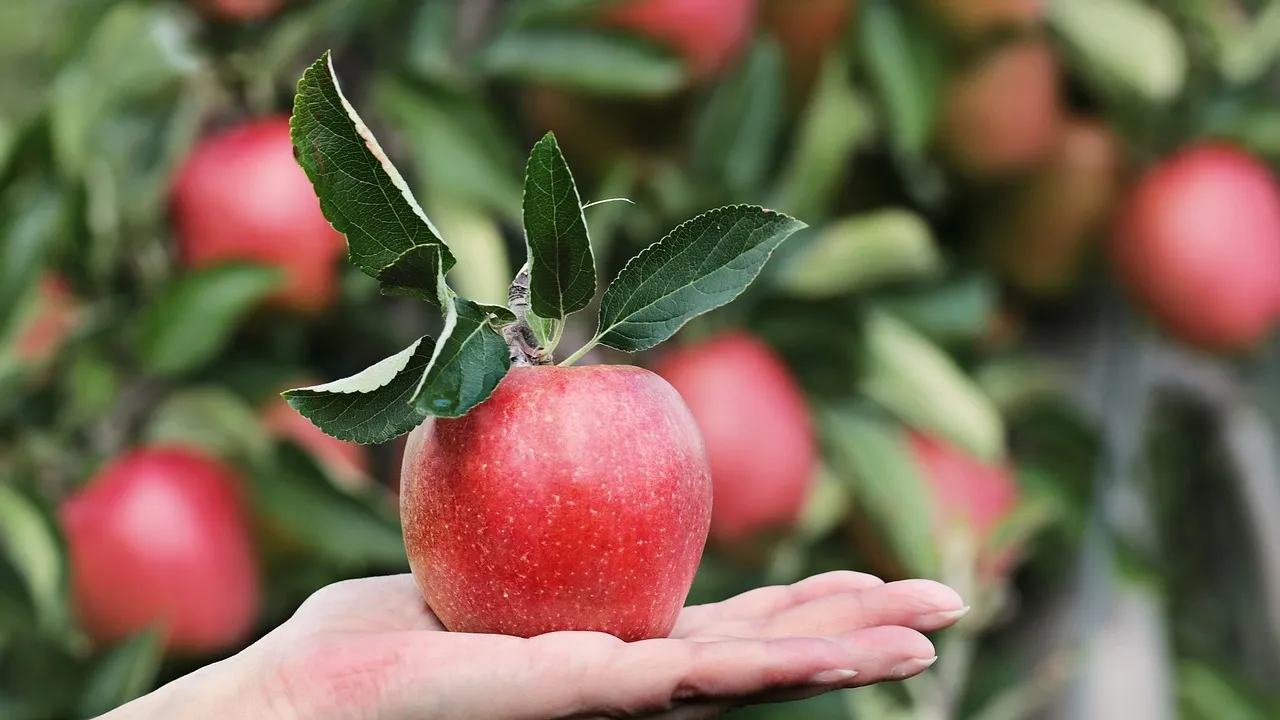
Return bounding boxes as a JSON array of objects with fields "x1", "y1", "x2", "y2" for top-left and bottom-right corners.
[
  {"x1": 196, "y1": 0, "x2": 288, "y2": 22},
  {"x1": 762, "y1": 0, "x2": 856, "y2": 105},
  {"x1": 937, "y1": 37, "x2": 1062, "y2": 178},
  {"x1": 171, "y1": 116, "x2": 347, "y2": 313},
  {"x1": 59, "y1": 446, "x2": 261, "y2": 654},
  {"x1": 399, "y1": 365, "x2": 712, "y2": 642},
  {"x1": 596, "y1": 0, "x2": 758, "y2": 83},
  {"x1": 652, "y1": 332, "x2": 817, "y2": 547},
  {"x1": 1110, "y1": 143, "x2": 1280, "y2": 352}
]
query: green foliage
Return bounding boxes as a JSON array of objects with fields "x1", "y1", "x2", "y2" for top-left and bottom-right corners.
[{"x1": 523, "y1": 132, "x2": 596, "y2": 320}]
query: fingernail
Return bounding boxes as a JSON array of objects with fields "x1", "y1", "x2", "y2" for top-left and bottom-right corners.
[
  {"x1": 809, "y1": 669, "x2": 858, "y2": 684},
  {"x1": 921, "y1": 605, "x2": 971, "y2": 625},
  {"x1": 889, "y1": 656, "x2": 938, "y2": 679}
]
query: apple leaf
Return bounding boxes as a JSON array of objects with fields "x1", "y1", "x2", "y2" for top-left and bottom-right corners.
[
  {"x1": 0, "y1": 483, "x2": 69, "y2": 639},
  {"x1": 283, "y1": 336, "x2": 437, "y2": 445},
  {"x1": 591, "y1": 205, "x2": 807, "y2": 353},
  {"x1": 858, "y1": 0, "x2": 944, "y2": 158},
  {"x1": 410, "y1": 294, "x2": 512, "y2": 418},
  {"x1": 135, "y1": 263, "x2": 284, "y2": 377},
  {"x1": 691, "y1": 38, "x2": 786, "y2": 196},
  {"x1": 291, "y1": 51, "x2": 455, "y2": 304},
  {"x1": 523, "y1": 132, "x2": 596, "y2": 320},
  {"x1": 75, "y1": 628, "x2": 164, "y2": 719},
  {"x1": 479, "y1": 30, "x2": 686, "y2": 97}
]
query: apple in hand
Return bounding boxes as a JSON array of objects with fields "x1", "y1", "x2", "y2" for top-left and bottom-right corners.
[
  {"x1": 596, "y1": 0, "x2": 758, "y2": 82},
  {"x1": 1110, "y1": 143, "x2": 1280, "y2": 352},
  {"x1": 171, "y1": 117, "x2": 347, "y2": 313},
  {"x1": 60, "y1": 446, "x2": 261, "y2": 653},
  {"x1": 938, "y1": 37, "x2": 1062, "y2": 178},
  {"x1": 653, "y1": 332, "x2": 817, "y2": 546},
  {"x1": 400, "y1": 365, "x2": 713, "y2": 642}
]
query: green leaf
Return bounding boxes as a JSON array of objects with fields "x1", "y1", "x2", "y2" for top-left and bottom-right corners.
[
  {"x1": 252, "y1": 444, "x2": 407, "y2": 568},
  {"x1": 691, "y1": 38, "x2": 786, "y2": 195},
  {"x1": 143, "y1": 387, "x2": 273, "y2": 462},
  {"x1": 592, "y1": 205, "x2": 807, "y2": 353},
  {"x1": 820, "y1": 405, "x2": 938, "y2": 578},
  {"x1": 877, "y1": 273, "x2": 997, "y2": 344},
  {"x1": 0, "y1": 484, "x2": 69, "y2": 638},
  {"x1": 283, "y1": 336, "x2": 437, "y2": 445},
  {"x1": 291, "y1": 52, "x2": 455, "y2": 303},
  {"x1": 1048, "y1": 0, "x2": 1186, "y2": 104},
  {"x1": 774, "y1": 210, "x2": 942, "y2": 299},
  {"x1": 858, "y1": 0, "x2": 944, "y2": 157},
  {"x1": 479, "y1": 30, "x2": 686, "y2": 97},
  {"x1": 1220, "y1": 2, "x2": 1280, "y2": 86},
  {"x1": 76, "y1": 628, "x2": 165, "y2": 718},
  {"x1": 523, "y1": 132, "x2": 596, "y2": 320},
  {"x1": 135, "y1": 263, "x2": 283, "y2": 377},
  {"x1": 860, "y1": 309, "x2": 1006, "y2": 463},
  {"x1": 410, "y1": 295, "x2": 512, "y2": 418},
  {"x1": 527, "y1": 311, "x2": 557, "y2": 347},
  {"x1": 0, "y1": 177, "x2": 67, "y2": 341}
]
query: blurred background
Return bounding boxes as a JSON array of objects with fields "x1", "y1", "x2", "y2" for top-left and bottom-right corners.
[{"x1": 2, "y1": 0, "x2": 1280, "y2": 718}]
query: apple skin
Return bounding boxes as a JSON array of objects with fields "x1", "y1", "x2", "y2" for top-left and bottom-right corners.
[
  {"x1": 762, "y1": 0, "x2": 855, "y2": 104},
  {"x1": 60, "y1": 446, "x2": 261, "y2": 654},
  {"x1": 262, "y1": 390, "x2": 371, "y2": 490},
  {"x1": 399, "y1": 365, "x2": 713, "y2": 641},
  {"x1": 597, "y1": 0, "x2": 758, "y2": 82},
  {"x1": 938, "y1": 38, "x2": 1062, "y2": 178},
  {"x1": 906, "y1": 432, "x2": 1021, "y2": 579},
  {"x1": 1110, "y1": 143, "x2": 1280, "y2": 352},
  {"x1": 197, "y1": 0, "x2": 287, "y2": 21},
  {"x1": 652, "y1": 332, "x2": 817, "y2": 546},
  {"x1": 171, "y1": 116, "x2": 347, "y2": 313},
  {"x1": 924, "y1": 0, "x2": 1043, "y2": 38}
]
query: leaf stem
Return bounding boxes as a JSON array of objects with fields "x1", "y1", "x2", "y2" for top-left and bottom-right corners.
[
  {"x1": 546, "y1": 319, "x2": 565, "y2": 355},
  {"x1": 558, "y1": 338, "x2": 598, "y2": 367}
]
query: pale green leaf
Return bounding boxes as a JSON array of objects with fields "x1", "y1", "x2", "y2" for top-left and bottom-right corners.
[
  {"x1": 775, "y1": 209, "x2": 942, "y2": 298},
  {"x1": 480, "y1": 30, "x2": 686, "y2": 97},
  {"x1": 76, "y1": 628, "x2": 165, "y2": 718},
  {"x1": 1049, "y1": 0, "x2": 1186, "y2": 103},
  {"x1": 0, "y1": 484, "x2": 68, "y2": 637}
]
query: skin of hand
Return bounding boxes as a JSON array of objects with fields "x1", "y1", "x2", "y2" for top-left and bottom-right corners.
[{"x1": 98, "y1": 571, "x2": 968, "y2": 720}]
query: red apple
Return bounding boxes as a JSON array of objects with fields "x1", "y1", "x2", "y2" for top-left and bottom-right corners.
[
  {"x1": 399, "y1": 365, "x2": 712, "y2": 641},
  {"x1": 597, "y1": 0, "x2": 758, "y2": 82},
  {"x1": 906, "y1": 431, "x2": 1021, "y2": 579},
  {"x1": 991, "y1": 117, "x2": 1123, "y2": 297},
  {"x1": 171, "y1": 116, "x2": 346, "y2": 313},
  {"x1": 924, "y1": 0, "x2": 1043, "y2": 38},
  {"x1": 262, "y1": 388, "x2": 371, "y2": 490},
  {"x1": 196, "y1": 0, "x2": 288, "y2": 21},
  {"x1": 652, "y1": 332, "x2": 817, "y2": 546},
  {"x1": 762, "y1": 0, "x2": 855, "y2": 104},
  {"x1": 938, "y1": 37, "x2": 1062, "y2": 178},
  {"x1": 1110, "y1": 143, "x2": 1280, "y2": 352},
  {"x1": 8, "y1": 274, "x2": 77, "y2": 365},
  {"x1": 60, "y1": 446, "x2": 260, "y2": 653}
]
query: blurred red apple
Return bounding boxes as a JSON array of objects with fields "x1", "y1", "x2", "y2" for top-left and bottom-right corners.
[
  {"x1": 400, "y1": 365, "x2": 712, "y2": 641},
  {"x1": 7, "y1": 274, "x2": 77, "y2": 365},
  {"x1": 653, "y1": 332, "x2": 817, "y2": 546},
  {"x1": 597, "y1": 0, "x2": 758, "y2": 82},
  {"x1": 992, "y1": 117, "x2": 1123, "y2": 297},
  {"x1": 938, "y1": 38, "x2": 1062, "y2": 178},
  {"x1": 924, "y1": 0, "x2": 1043, "y2": 38},
  {"x1": 262, "y1": 387, "x2": 371, "y2": 490},
  {"x1": 907, "y1": 431, "x2": 1021, "y2": 579},
  {"x1": 60, "y1": 446, "x2": 260, "y2": 654},
  {"x1": 197, "y1": 0, "x2": 287, "y2": 21},
  {"x1": 171, "y1": 116, "x2": 346, "y2": 313},
  {"x1": 762, "y1": 0, "x2": 855, "y2": 104},
  {"x1": 1110, "y1": 143, "x2": 1280, "y2": 352}
]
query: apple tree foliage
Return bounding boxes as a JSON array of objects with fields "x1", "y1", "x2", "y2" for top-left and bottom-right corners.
[{"x1": 1, "y1": 0, "x2": 1280, "y2": 719}]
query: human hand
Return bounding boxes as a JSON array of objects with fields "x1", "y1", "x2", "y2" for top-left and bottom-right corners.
[{"x1": 103, "y1": 571, "x2": 967, "y2": 720}]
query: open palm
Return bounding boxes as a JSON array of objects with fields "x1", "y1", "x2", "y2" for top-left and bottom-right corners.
[{"x1": 247, "y1": 571, "x2": 967, "y2": 720}]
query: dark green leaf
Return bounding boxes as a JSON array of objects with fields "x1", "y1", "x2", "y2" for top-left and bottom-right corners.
[
  {"x1": 504, "y1": 0, "x2": 623, "y2": 26},
  {"x1": 523, "y1": 132, "x2": 595, "y2": 320},
  {"x1": 479, "y1": 30, "x2": 686, "y2": 97},
  {"x1": 291, "y1": 52, "x2": 455, "y2": 303},
  {"x1": 477, "y1": 303, "x2": 518, "y2": 326},
  {"x1": 410, "y1": 296, "x2": 512, "y2": 418},
  {"x1": 774, "y1": 209, "x2": 941, "y2": 299},
  {"x1": 252, "y1": 444, "x2": 407, "y2": 568},
  {"x1": 283, "y1": 336, "x2": 437, "y2": 445},
  {"x1": 76, "y1": 628, "x2": 164, "y2": 718},
  {"x1": 143, "y1": 387, "x2": 273, "y2": 462},
  {"x1": 691, "y1": 39, "x2": 786, "y2": 195},
  {"x1": 0, "y1": 177, "x2": 66, "y2": 341},
  {"x1": 0, "y1": 484, "x2": 69, "y2": 638},
  {"x1": 877, "y1": 273, "x2": 996, "y2": 344},
  {"x1": 593, "y1": 205, "x2": 806, "y2": 353},
  {"x1": 858, "y1": 0, "x2": 944, "y2": 157},
  {"x1": 135, "y1": 264, "x2": 283, "y2": 377}
]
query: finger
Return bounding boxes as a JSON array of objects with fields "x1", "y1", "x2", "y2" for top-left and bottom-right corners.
[
  {"x1": 713, "y1": 579, "x2": 967, "y2": 640},
  {"x1": 672, "y1": 571, "x2": 885, "y2": 638},
  {"x1": 373, "y1": 632, "x2": 863, "y2": 720}
]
